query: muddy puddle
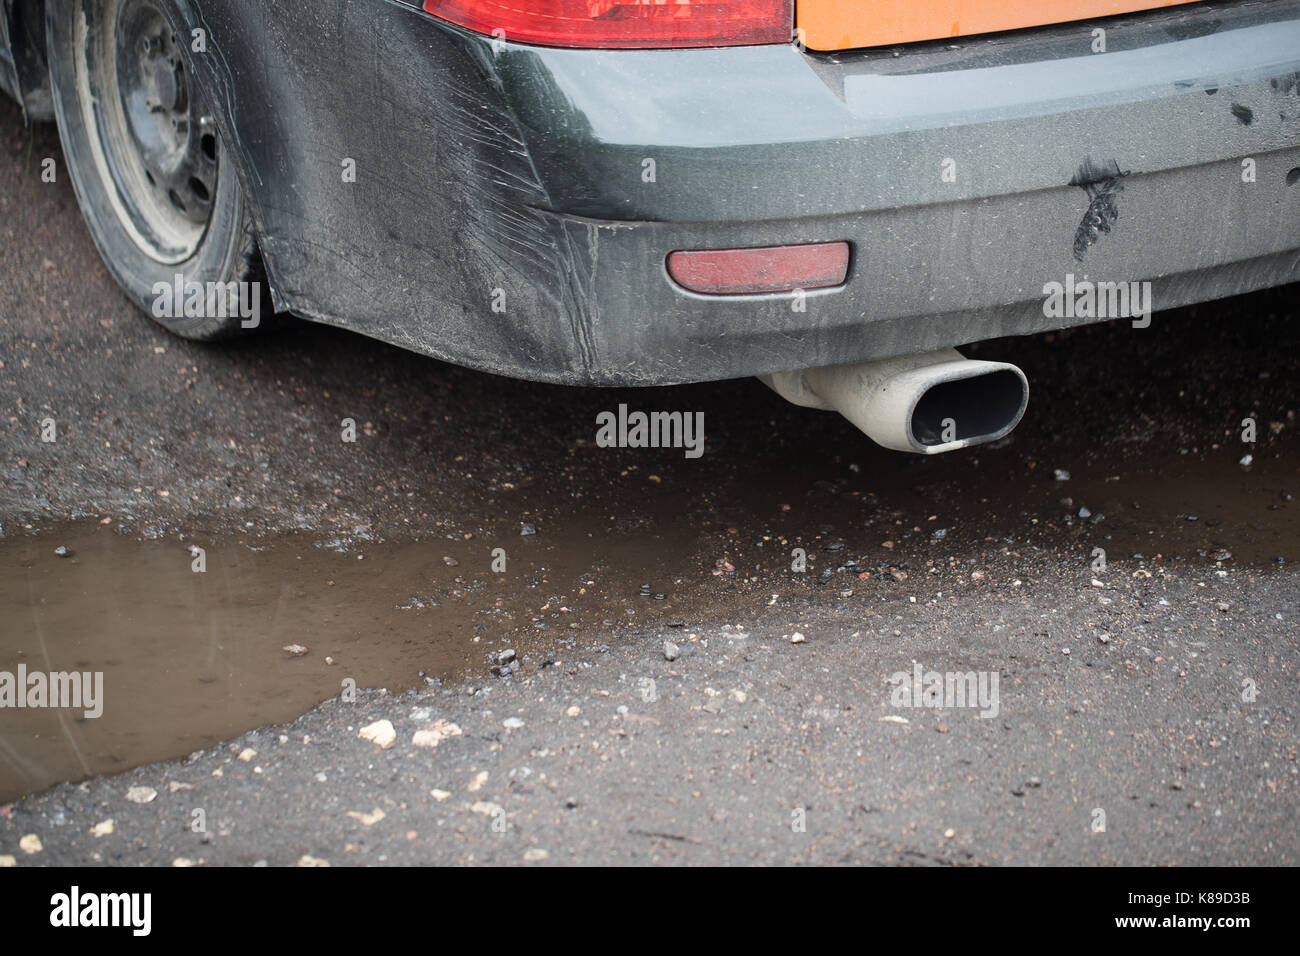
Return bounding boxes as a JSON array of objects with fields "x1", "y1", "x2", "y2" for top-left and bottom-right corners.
[
  {"x1": 0, "y1": 518, "x2": 702, "y2": 802},
  {"x1": 1, "y1": 439, "x2": 1294, "y2": 803}
]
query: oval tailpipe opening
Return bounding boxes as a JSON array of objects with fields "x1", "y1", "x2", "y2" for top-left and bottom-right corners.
[{"x1": 911, "y1": 367, "x2": 1028, "y2": 450}]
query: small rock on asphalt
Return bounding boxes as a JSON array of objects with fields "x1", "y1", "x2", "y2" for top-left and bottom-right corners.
[{"x1": 358, "y1": 719, "x2": 397, "y2": 749}]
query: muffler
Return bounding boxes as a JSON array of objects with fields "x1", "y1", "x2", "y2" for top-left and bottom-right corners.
[{"x1": 760, "y1": 348, "x2": 1028, "y2": 454}]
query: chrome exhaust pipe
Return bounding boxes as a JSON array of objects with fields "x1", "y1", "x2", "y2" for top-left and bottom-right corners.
[{"x1": 760, "y1": 348, "x2": 1029, "y2": 454}]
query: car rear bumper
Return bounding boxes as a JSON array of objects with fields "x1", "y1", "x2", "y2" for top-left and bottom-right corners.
[{"x1": 188, "y1": 0, "x2": 1300, "y2": 385}]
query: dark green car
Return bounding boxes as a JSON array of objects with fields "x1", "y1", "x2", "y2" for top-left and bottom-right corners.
[{"x1": 3, "y1": 0, "x2": 1298, "y2": 451}]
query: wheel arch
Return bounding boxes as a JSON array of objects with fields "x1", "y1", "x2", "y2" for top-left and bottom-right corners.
[{"x1": 3, "y1": 0, "x2": 54, "y2": 120}]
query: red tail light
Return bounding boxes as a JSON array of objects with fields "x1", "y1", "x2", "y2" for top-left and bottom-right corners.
[
  {"x1": 666, "y1": 242, "x2": 850, "y2": 295},
  {"x1": 422, "y1": 0, "x2": 793, "y2": 49}
]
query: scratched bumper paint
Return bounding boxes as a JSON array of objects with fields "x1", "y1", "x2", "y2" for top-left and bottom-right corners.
[{"x1": 159, "y1": 0, "x2": 1300, "y2": 385}]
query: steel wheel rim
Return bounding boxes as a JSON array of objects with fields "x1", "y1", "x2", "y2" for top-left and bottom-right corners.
[{"x1": 81, "y1": 0, "x2": 217, "y2": 264}]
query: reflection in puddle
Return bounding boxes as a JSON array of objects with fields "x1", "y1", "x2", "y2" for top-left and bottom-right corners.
[{"x1": 0, "y1": 524, "x2": 691, "y2": 801}]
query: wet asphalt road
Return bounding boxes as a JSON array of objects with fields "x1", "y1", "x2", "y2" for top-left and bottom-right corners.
[{"x1": 1, "y1": 94, "x2": 1298, "y2": 865}]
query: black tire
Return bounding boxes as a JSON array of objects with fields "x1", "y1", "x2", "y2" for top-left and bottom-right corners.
[{"x1": 46, "y1": 0, "x2": 266, "y2": 340}]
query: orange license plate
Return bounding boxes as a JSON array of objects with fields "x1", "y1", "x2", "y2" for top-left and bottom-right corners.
[{"x1": 798, "y1": 0, "x2": 1204, "y2": 51}]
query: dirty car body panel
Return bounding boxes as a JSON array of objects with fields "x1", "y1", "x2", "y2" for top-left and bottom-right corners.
[{"x1": 9, "y1": 0, "x2": 1300, "y2": 385}]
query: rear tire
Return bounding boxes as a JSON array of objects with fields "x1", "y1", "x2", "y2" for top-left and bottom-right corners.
[{"x1": 46, "y1": 0, "x2": 266, "y2": 340}]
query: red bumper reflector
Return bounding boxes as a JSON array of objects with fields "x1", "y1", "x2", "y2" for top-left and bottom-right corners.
[{"x1": 666, "y1": 242, "x2": 850, "y2": 295}]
